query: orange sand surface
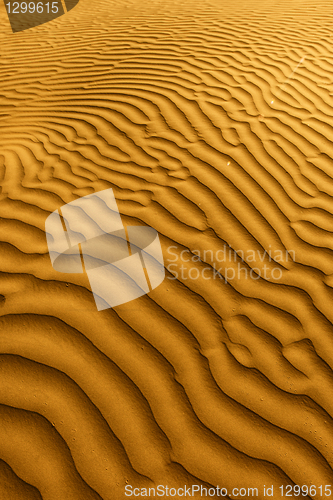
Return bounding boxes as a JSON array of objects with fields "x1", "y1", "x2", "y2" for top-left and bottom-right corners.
[{"x1": 1, "y1": 0, "x2": 333, "y2": 498}]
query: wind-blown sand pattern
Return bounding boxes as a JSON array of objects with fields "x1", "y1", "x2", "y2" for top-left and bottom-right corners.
[{"x1": 1, "y1": 0, "x2": 333, "y2": 498}]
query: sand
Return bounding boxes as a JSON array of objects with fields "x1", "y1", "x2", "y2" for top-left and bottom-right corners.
[{"x1": 0, "y1": 0, "x2": 333, "y2": 498}]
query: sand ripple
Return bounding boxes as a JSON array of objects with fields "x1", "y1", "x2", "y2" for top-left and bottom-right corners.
[{"x1": 1, "y1": 0, "x2": 333, "y2": 498}]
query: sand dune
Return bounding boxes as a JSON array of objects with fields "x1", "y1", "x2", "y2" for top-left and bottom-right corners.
[{"x1": 1, "y1": 0, "x2": 333, "y2": 498}]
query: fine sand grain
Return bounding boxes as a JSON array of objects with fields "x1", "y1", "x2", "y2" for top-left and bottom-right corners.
[{"x1": 1, "y1": 0, "x2": 333, "y2": 498}]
